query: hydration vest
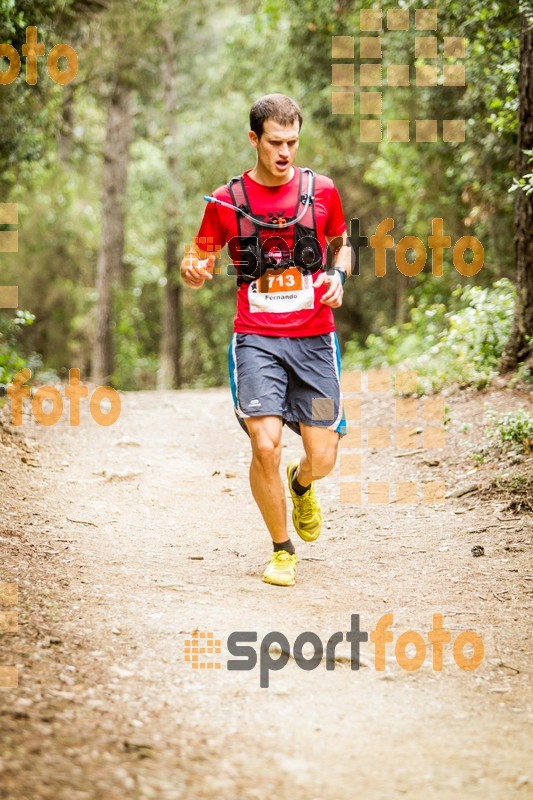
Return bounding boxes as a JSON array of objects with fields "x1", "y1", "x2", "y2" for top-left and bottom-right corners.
[{"x1": 227, "y1": 167, "x2": 324, "y2": 286}]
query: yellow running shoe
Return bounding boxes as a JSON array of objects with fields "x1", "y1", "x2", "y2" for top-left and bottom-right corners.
[
  {"x1": 286, "y1": 458, "x2": 322, "y2": 542},
  {"x1": 262, "y1": 550, "x2": 298, "y2": 586}
]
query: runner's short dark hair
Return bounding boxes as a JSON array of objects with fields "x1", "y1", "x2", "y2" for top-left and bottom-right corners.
[{"x1": 249, "y1": 94, "x2": 303, "y2": 139}]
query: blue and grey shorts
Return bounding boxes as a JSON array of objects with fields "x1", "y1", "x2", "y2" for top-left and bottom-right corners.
[{"x1": 228, "y1": 332, "x2": 347, "y2": 438}]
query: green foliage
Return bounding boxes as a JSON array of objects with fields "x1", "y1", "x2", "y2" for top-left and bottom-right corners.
[
  {"x1": 487, "y1": 409, "x2": 533, "y2": 453},
  {"x1": 0, "y1": 0, "x2": 525, "y2": 390},
  {"x1": 510, "y1": 150, "x2": 533, "y2": 197},
  {"x1": 344, "y1": 279, "x2": 516, "y2": 391},
  {"x1": 0, "y1": 0, "x2": 83, "y2": 194},
  {"x1": 5, "y1": 160, "x2": 99, "y2": 376},
  {"x1": 0, "y1": 309, "x2": 40, "y2": 384},
  {"x1": 112, "y1": 284, "x2": 162, "y2": 390}
]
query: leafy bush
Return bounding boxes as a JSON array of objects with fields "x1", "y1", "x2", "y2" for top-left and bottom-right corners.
[
  {"x1": 509, "y1": 149, "x2": 533, "y2": 197},
  {"x1": 488, "y1": 409, "x2": 533, "y2": 454},
  {"x1": 0, "y1": 310, "x2": 41, "y2": 385},
  {"x1": 343, "y1": 279, "x2": 516, "y2": 392},
  {"x1": 112, "y1": 288, "x2": 161, "y2": 390}
]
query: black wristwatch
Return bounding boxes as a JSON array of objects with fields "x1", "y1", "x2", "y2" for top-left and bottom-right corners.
[{"x1": 334, "y1": 268, "x2": 346, "y2": 286}]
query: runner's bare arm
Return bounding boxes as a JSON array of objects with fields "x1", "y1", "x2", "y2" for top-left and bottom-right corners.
[
  {"x1": 313, "y1": 231, "x2": 350, "y2": 308},
  {"x1": 180, "y1": 242, "x2": 220, "y2": 289}
]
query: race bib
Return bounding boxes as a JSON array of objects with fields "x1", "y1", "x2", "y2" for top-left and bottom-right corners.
[{"x1": 248, "y1": 267, "x2": 315, "y2": 313}]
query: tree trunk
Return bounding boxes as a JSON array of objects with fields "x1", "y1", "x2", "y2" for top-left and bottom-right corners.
[
  {"x1": 92, "y1": 81, "x2": 134, "y2": 385},
  {"x1": 499, "y1": 12, "x2": 533, "y2": 373},
  {"x1": 57, "y1": 84, "x2": 75, "y2": 165},
  {"x1": 395, "y1": 271, "x2": 407, "y2": 325},
  {"x1": 160, "y1": 225, "x2": 181, "y2": 389},
  {"x1": 157, "y1": 29, "x2": 183, "y2": 390}
]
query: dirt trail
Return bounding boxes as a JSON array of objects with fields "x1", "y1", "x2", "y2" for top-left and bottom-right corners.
[{"x1": 0, "y1": 384, "x2": 531, "y2": 799}]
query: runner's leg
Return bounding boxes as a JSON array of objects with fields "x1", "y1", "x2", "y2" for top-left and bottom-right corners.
[
  {"x1": 244, "y1": 415, "x2": 288, "y2": 543},
  {"x1": 297, "y1": 424, "x2": 340, "y2": 485}
]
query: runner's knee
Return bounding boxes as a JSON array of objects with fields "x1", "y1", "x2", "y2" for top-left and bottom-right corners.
[
  {"x1": 307, "y1": 444, "x2": 338, "y2": 478},
  {"x1": 250, "y1": 432, "x2": 282, "y2": 469}
]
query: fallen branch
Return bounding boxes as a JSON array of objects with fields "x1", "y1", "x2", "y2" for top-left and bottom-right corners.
[
  {"x1": 445, "y1": 484, "x2": 480, "y2": 499},
  {"x1": 393, "y1": 448, "x2": 425, "y2": 458}
]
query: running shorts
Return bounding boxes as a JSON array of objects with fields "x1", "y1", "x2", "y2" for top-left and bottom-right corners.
[{"x1": 228, "y1": 332, "x2": 347, "y2": 438}]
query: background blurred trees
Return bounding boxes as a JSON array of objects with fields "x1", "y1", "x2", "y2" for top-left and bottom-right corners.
[{"x1": 0, "y1": 0, "x2": 529, "y2": 391}]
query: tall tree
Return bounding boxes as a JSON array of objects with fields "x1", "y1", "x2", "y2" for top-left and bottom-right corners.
[
  {"x1": 92, "y1": 80, "x2": 134, "y2": 384},
  {"x1": 57, "y1": 84, "x2": 75, "y2": 165},
  {"x1": 158, "y1": 28, "x2": 182, "y2": 389},
  {"x1": 499, "y1": 8, "x2": 533, "y2": 373},
  {"x1": 89, "y1": 0, "x2": 162, "y2": 385}
]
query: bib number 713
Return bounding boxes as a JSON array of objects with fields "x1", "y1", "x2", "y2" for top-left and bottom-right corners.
[{"x1": 261, "y1": 267, "x2": 303, "y2": 293}]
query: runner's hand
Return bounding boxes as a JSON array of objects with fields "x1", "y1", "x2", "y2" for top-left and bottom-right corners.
[
  {"x1": 313, "y1": 270, "x2": 343, "y2": 308},
  {"x1": 181, "y1": 251, "x2": 215, "y2": 288}
]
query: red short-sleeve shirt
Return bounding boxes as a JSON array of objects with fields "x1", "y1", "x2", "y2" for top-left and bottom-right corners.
[{"x1": 195, "y1": 167, "x2": 346, "y2": 337}]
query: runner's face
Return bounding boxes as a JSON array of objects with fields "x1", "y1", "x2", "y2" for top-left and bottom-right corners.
[{"x1": 250, "y1": 119, "x2": 300, "y2": 179}]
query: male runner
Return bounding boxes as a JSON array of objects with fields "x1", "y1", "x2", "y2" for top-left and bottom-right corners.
[{"x1": 180, "y1": 94, "x2": 351, "y2": 586}]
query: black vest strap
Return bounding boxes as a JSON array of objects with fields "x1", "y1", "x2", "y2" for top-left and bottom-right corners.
[
  {"x1": 227, "y1": 167, "x2": 316, "y2": 235},
  {"x1": 227, "y1": 175, "x2": 254, "y2": 238},
  {"x1": 226, "y1": 168, "x2": 319, "y2": 284}
]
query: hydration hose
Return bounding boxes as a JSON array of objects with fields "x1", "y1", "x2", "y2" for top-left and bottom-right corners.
[{"x1": 203, "y1": 170, "x2": 315, "y2": 230}]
